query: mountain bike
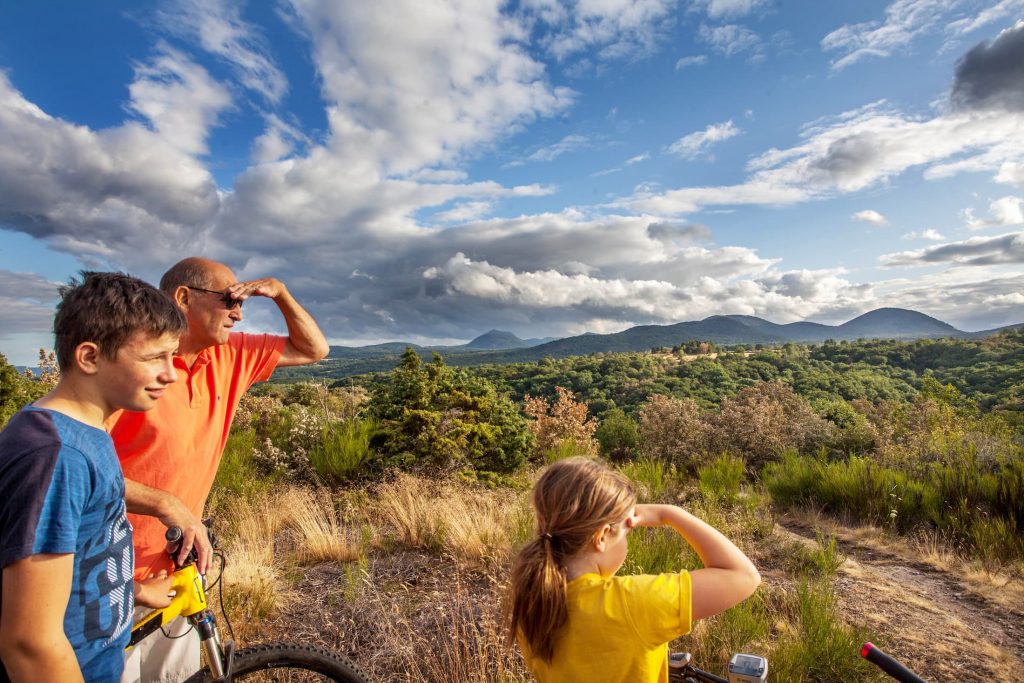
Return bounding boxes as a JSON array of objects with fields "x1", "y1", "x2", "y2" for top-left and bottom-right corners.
[
  {"x1": 668, "y1": 651, "x2": 767, "y2": 682},
  {"x1": 127, "y1": 523, "x2": 373, "y2": 682}
]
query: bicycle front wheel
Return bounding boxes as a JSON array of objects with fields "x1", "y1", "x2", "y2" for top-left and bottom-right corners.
[{"x1": 184, "y1": 642, "x2": 372, "y2": 682}]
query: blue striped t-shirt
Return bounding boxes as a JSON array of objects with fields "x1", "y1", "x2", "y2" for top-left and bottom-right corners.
[{"x1": 0, "y1": 406, "x2": 134, "y2": 682}]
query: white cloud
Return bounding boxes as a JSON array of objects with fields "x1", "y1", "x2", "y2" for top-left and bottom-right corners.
[
  {"x1": 964, "y1": 195, "x2": 1024, "y2": 228},
  {"x1": 903, "y1": 228, "x2": 946, "y2": 240},
  {"x1": 127, "y1": 44, "x2": 232, "y2": 156},
  {"x1": 251, "y1": 114, "x2": 309, "y2": 163},
  {"x1": 534, "y1": 0, "x2": 678, "y2": 62},
  {"x1": 675, "y1": 55, "x2": 708, "y2": 69},
  {"x1": 434, "y1": 201, "x2": 493, "y2": 222},
  {"x1": 696, "y1": 0, "x2": 768, "y2": 19},
  {"x1": 527, "y1": 134, "x2": 590, "y2": 162},
  {"x1": 666, "y1": 120, "x2": 740, "y2": 159},
  {"x1": 852, "y1": 209, "x2": 889, "y2": 226},
  {"x1": 699, "y1": 23, "x2": 763, "y2": 57},
  {"x1": 946, "y1": 0, "x2": 1024, "y2": 36},
  {"x1": 626, "y1": 152, "x2": 650, "y2": 165},
  {"x1": 160, "y1": 0, "x2": 288, "y2": 104},
  {"x1": 822, "y1": 0, "x2": 962, "y2": 71}
]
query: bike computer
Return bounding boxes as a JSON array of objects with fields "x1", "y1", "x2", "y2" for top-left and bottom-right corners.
[{"x1": 727, "y1": 653, "x2": 767, "y2": 683}]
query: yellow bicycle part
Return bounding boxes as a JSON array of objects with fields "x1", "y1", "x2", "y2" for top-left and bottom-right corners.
[{"x1": 127, "y1": 564, "x2": 208, "y2": 650}]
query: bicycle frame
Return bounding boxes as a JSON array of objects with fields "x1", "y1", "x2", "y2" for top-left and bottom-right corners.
[{"x1": 126, "y1": 528, "x2": 235, "y2": 681}]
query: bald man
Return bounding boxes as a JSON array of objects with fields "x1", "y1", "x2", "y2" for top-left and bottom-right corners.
[{"x1": 109, "y1": 257, "x2": 328, "y2": 682}]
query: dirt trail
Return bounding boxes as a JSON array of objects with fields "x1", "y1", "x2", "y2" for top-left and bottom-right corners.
[{"x1": 778, "y1": 519, "x2": 1024, "y2": 683}]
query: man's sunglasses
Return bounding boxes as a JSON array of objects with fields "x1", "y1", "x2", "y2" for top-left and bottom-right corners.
[{"x1": 187, "y1": 286, "x2": 242, "y2": 310}]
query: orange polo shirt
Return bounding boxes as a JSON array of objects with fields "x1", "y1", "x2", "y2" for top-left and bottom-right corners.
[{"x1": 109, "y1": 332, "x2": 284, "y2": 580}]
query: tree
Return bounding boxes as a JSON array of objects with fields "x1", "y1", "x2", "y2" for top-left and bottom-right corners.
[
  {"x1": 637, "y1": 394, "x2": 710, "y2": 470},
  {"x1": 523, "y1": 386, "x2": 599, "y2": 459},
  {"x1": 370, "y1": 349, "x2": 532, "y2": 472},
  {"x1": 595, "y1": 408, "x2": 638, "y2": 460},
  {"x1": 1, "y1": 353, "x2": 47, "y2": 428}
]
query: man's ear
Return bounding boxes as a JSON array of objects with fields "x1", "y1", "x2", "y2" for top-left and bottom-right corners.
[
  {"x1": 74, "y1": 342, "x2": 101, "y2": 375},
  {"x1": 172, "y1": 285, "x2": 191, "y2": 311}
]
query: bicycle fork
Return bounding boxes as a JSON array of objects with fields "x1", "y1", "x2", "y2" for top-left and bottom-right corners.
[{"x1": 188, "y1": 609, "x2": 235, "y2": 681}]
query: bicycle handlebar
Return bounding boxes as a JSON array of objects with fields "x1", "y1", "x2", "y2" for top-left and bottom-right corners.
[{"x1": 861, "y1": 642, "x2": 928, "y2": 683}]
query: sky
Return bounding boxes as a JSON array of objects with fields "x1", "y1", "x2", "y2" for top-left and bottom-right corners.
[{"x1": 1, "y1": 0, "x2": 1023, "y2": 365}]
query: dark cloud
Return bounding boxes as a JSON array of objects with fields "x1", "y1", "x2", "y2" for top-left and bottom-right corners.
[
  {"x1": 952, "y1": 21, "x2": 1024, "y2": 112},
  {"x1": 647, "y1": 221, "x2": 712, "y2": 242},
  {"x1": 881, "y1": 232, "x2": 1024, "y2": 267},
  {"x1": 0, "y1": 270, "x2": 59, "y2": 340}
]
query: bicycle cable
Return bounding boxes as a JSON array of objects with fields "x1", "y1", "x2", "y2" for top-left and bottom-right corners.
[{"x1": 214, "y1": 549, "x2": 235, "y2": 643}]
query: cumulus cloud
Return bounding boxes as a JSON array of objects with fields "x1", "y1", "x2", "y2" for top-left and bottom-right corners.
[
  {"x1": 666, "y1": 120, "x2": 740, "y2": 159},
  {"x1": 675, "y1": 55, "x2": 708, "y2": 69},
  {"x1": 699, "y1": 23, "x2": 763, "y2": 57},
  {"x1": 159, "y1": 0, "x2": 288, "y2": 104},
  {"x1": 903, "y1": 228, "x2": 946, "y2": 240},
  {"x1": 434, "y1": 201, "x2": 493, "y2": 222},
  {"x1": 822, "y1": 0, "x2": 960, "y2": 71},
  {"x1": 0, "y1": 270, "x2": 60, "y2": 340},
  {"x1": 852, "y1": 209, "x2": 889, "y2": 226},
  {"x1": 531, "y1": 0, "x2": 678, "y2": 62},
  {"x1": 880, "y1": 231, "x2": 1024, "y2": 266},
  {"x1": 951, "y1": 20, "x2": 1024, "y2": 111},
  {"x1": 963, "y1": 195, "x2": 1024, "y2": 228},
  {"x1": 695, "y1": 0, "x2": 768, "y2": 19}
]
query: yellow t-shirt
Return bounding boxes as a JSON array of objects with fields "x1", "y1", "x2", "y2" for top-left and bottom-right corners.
[{"x1": 521, "y1": 571, "x2": 693, "y2": 683}]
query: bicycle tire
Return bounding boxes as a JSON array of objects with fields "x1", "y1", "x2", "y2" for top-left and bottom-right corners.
[{"x1": 183, "y1": 642, "x2": 372, "y2": 682}]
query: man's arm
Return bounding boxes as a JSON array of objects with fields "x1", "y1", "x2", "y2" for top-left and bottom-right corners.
[
  {"x1": 124, "y1": 479, "x2": 213, "y2": 574},
  {"x1": 0, "y1": 554, "x2": 84, "y2": 683},
  {"x1": 228, "y1": 278, "x2": 328, "y2": 367}
]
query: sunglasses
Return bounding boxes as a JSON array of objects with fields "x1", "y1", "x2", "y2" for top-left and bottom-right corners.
[{"x1": 187, "y1": 286, "x2": 242, "y2": 310}]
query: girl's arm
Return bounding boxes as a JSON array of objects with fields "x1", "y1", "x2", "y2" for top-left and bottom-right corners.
[{"x1": 631, "y1": 504, "x2": 761, "y2": 620}]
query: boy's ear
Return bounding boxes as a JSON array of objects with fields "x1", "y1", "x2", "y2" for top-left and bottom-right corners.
[{"x1": 74, "y1": 342, "x2": 101, "y2": 375}]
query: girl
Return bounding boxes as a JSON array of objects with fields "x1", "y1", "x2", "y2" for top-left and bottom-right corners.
[{"x1": 507, "y1": 457, "x2": 760, "y2": 683}]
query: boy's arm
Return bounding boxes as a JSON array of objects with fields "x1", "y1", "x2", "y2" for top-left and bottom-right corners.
[
  {"x1": 633, "y1": 504, "x2": 761, "y2": 620},
  {"x1": 124, "y1": 478, "x2": 213, "y2": 574},
  {"x1": 0, "y1": 554, "x2": 85, "y2": 683}
]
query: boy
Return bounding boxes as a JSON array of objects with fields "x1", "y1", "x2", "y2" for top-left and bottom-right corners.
[{"x1": 0, "y1": 272, "x2": 185, "y2": 682}]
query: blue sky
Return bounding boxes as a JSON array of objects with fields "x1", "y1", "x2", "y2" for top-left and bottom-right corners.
[{"x1": 1, "y1": 0, "x2": 1023, "y2": 365}]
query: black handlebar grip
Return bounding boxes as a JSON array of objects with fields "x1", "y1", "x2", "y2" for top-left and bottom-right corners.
[
  {"x1": 165, "y1": 527, "x2": 183, "y2": 543},
  {"x1": 861, "y1": 643, "x2": 928, "y2": 683}
]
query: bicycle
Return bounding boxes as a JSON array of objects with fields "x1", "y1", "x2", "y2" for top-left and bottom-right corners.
[
  {"x1": 127, "y1": 523, "x2": 373, "y2": 682},
  {"x1": 668, "y1": 651, "x2": 767, "y2": 683}
]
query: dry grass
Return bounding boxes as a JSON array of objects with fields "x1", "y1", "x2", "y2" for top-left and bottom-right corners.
[
  {"x1": 278, "y1": 487, "x2": 363, "y2": 564},
  {"x1": 374, "y1": 473, "x2": 532, "y2": 562}
]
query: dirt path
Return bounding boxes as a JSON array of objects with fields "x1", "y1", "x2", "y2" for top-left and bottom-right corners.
[{"x1": 778, "y1": 519, "x2": 1024, "y2": 682}]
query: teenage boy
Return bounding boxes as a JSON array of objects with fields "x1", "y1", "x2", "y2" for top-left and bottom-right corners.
[{"x1": 0, "y1": 272, "x2": 184, "y2": 683}]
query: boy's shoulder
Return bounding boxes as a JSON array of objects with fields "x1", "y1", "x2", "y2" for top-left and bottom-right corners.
[{"x1": 0, "y1": 407, "x2": 109, "y2": 466}]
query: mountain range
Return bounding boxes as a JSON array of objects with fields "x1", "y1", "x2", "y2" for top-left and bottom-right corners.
[{"x1": 268, "y1": 308, "x2": 1021, "y2": 382}]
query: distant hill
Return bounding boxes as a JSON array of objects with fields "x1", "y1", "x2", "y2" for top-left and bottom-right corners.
[{"x1": 273, "y1": 308, "x2": 1020, "y2": 383}]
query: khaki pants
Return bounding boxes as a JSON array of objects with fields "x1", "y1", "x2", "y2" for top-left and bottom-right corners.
[{"x1": 121, "y1": 609, "x2": 201, "y2": 683}]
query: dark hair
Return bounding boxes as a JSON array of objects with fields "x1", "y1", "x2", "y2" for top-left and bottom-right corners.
[
  {"x1": 159, "y1": 256, "x2": 215, "y2": 294},
  {"x1": 54, "y1": 271, "x2": 187, "y2": 371},
  {"x1": 506, "y1": 457, "x2": 636, "y2": 662}
]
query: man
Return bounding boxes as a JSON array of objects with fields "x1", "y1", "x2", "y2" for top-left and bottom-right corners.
[
  {"x1": 0, "y1": 272, "x2": 182, "y2": 682},
  {"x1": 110, "y1": 257, "x2": 328, "y2": 682}
]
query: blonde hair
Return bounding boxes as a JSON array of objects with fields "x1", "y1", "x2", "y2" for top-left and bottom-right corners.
[{"x1": 506, "y1": 457, "x2": 636, "y2": 662}]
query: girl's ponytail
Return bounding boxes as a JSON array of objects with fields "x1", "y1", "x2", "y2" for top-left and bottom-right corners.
[{"x1": 506, "y1": 457, "x2": 635, "y2": 662}]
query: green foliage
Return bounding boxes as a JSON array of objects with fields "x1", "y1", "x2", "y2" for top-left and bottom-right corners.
[
  {"x1": 0, "y1": 353, "x2": 46, "y2": 428},
  {"x1": 212, "y1": 430, "x2": 280, "y2": 499},
  {"x1": 698, "y1": 453, "x2": 746, "y2": 503},
  {"x1": 764, "y1": 452, "x2": 1024, "y2": 561},
  {"x1": 595, "y1": 408, "x2": 638, "y2": 460},
  {"x1": 309, "y1": 419, "x2": 378, "y2": 484},
  {"x1": 620, "y1": 457, "x2": 669, "y2": 501},
  {"x1": 622, "y1": 527, "x2": 694, "y2": 575},
  {"x1": 369, "y1": 350, "x2": 532, "y2": 473}
]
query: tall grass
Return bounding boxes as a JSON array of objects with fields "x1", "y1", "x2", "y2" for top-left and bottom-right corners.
[
  {"x1": 279, "y1": 488, "x2": 363, "y2": 564},
  {"x1": 697, "y1": 453, "x2": 745, "y2": 503},
  {"x1": 211, "y1": 430, "x2": 278, "y2": 501},
  {"x1": 308, "y1": 418, "x2": 377, "y2": 483},
  {"x1": 763, "y1": 450, "x2": 1024, "y2": 562},
  {"x1": 621, "y1": 457, "x2": 670, "y2": 500}
]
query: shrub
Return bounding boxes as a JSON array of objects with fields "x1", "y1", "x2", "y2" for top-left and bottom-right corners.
[
  {"x1": 524, "y1": 386, "x2": 599, "y2": 459},
  {"x1": 698, "y1": 453, "x2": 746, "y2": 503},
  {"x1": 637, "y1": 394, "x2": 710, "y2": 470},
  {"x1": 595, "y1": 408, "x2": 639, "y2": 460},
  {"x1": 308, "y1": 418, "x2": 377, "y2": 483},
  {"x1": 621, "y1": 457, "x2": 670, "y2": 501}
]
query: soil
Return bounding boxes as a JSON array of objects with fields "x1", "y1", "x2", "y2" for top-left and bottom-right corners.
[{"x1": 778, "y1": 518, "x2": 1024, "y2": 683}]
